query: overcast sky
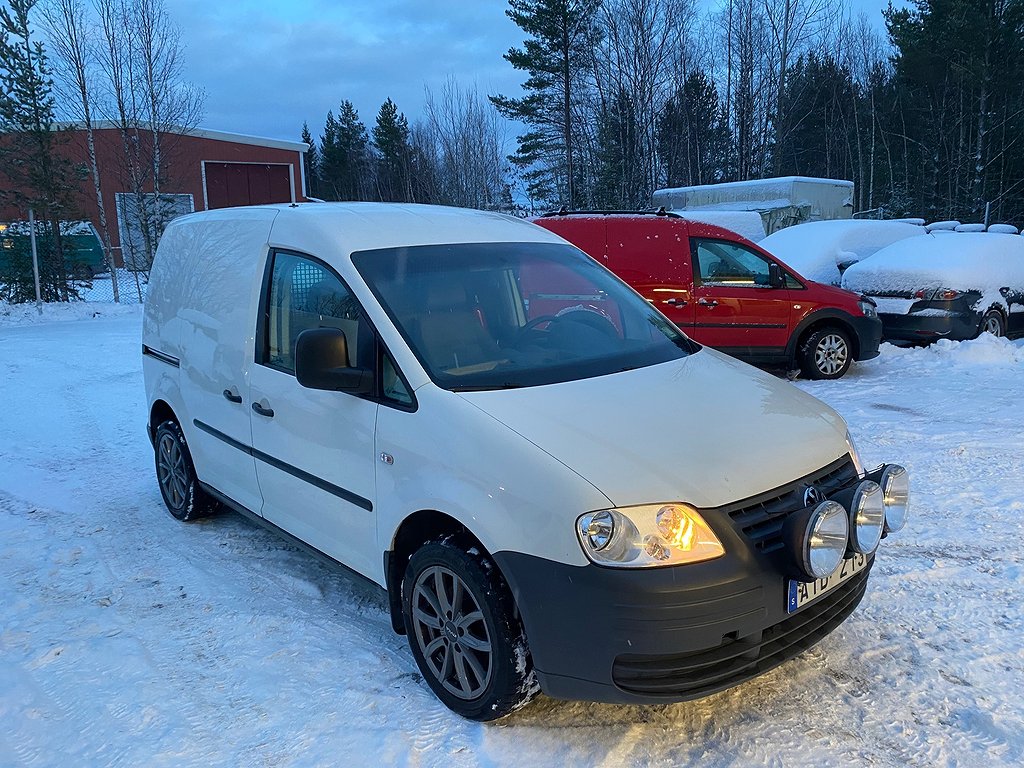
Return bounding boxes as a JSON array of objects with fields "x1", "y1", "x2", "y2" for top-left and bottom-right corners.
[{"x1": 174, "y1": 0, "x2": 905, "y2": 145}]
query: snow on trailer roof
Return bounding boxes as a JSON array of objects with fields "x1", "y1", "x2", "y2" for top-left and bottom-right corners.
[
  {"x1": 760, "y1": 219, "x2": 926, "y2": 285},
  {"x1": 841, "y1": 232, "x2": 1024, "y2": 294},
  {"x1": 657, "y1": 176, "x2": 854, "y2": 196},
  {"x1": 667, "y1": 210, "x2": 766, "y2": 242}
]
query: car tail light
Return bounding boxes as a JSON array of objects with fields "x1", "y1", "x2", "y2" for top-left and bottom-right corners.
[{"x1": 913, "y1": 288, "x2": 962, "y2": 301}]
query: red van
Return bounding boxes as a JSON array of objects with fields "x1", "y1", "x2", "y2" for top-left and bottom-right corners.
[{"x1": 534, "y1": 211, "x2": 882, "y2": 379}]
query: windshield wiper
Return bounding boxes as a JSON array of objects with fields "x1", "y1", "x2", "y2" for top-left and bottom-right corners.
[{"x1": 450, "y1": 382, "x2": 525, "y2": 392}]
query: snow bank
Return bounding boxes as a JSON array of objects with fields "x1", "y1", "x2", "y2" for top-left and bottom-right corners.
[
  {"x1": 673, "y1": 209, "x2": 767, "y2": 242},
  {"x1": 0, "y1": 300, "x2": 142, "y2": 327},
  {"x1": 760, "y1": 220, "x2": 926, "y2": 285},
  {"x1": 841, "y1": 232, "x2": 1024, "y2": 296},
  {"x1": 879, "y1": 333, "x2": 1024, "y2": 367}
]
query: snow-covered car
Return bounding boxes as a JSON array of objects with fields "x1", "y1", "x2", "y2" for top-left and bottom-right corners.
[
  {"x1": 142, "y1": 203, "x2": 909, "y2": 720},
  {"x1": 841, "y1": 232, "x2": 1024, "y2": 342},
  {"x1": 760, "y1": 219, "x2": 927, "y2": 286}
]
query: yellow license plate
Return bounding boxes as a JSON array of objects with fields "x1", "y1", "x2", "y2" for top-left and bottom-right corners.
[{"x1": 787, "y1": 552, "x2": 869, "y2": 613}]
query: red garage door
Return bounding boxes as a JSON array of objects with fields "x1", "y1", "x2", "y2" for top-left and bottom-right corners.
[{"x1": 205, "y1": 162, "x2": 293, "y2": 209}]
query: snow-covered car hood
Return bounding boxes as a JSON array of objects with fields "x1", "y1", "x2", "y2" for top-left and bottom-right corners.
[{"x1": 458, "y1": 348, "x2": 851, "y2": 510}]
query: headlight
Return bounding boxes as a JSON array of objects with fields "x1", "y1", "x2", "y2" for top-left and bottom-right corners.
[
  {"x1": 845, "y1": 430, "x2": 864, "y2": 474},
  {"x1": 785, "y1": 500, "x2": 849, "y2": 580},
  {"x1": 858, "y1": 299, "x2": 878, "y2": 318},
  {"x1": 576, "y1": 504, "x2": 725, "y2": 568},
  {"x1": 848, "y1": 481, "x2": 884, "y2": 554},
  {"x1": 880, "y1": 464, "x2": 910, "y2": 532}
]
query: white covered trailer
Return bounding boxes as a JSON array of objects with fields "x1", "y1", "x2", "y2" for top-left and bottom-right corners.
[{"x1": 653, "y1": 176, "x2": 855, "y2": 236}]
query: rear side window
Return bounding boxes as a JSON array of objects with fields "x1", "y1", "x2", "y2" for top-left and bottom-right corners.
[{"x1": 262, "y1": 251, "x2": 373, "y2": 375}]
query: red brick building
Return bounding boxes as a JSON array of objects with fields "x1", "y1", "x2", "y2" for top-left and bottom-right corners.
[{"x1": 1, "y1": 122, "x2": 308, "y2": 266}]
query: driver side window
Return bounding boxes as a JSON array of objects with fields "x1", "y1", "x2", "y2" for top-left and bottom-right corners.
[{"x1": 693, "y1": 239, "x2": 772, "y2": 287}]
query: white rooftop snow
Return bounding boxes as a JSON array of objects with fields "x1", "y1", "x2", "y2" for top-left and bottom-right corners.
[
  {"x1": 2, "y1": 305, "x2": 1023, "y2": 765},
  {"x1": 760, "y1": 220, "x2": 927, "y2": 285}
]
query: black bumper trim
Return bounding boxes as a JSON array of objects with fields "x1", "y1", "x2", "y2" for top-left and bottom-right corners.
[{"x1": 612, "y1": 565, "x2": 868, "y2": 696}]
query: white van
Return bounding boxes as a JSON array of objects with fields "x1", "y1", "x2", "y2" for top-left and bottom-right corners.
[{"x1": 143, "y1": 203, "x2": 909, "y2": 720}]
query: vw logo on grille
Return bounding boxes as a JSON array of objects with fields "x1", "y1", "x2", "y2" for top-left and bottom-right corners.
[{"x1": 803, "y1": 485, "x2": 824, "y2": 507}]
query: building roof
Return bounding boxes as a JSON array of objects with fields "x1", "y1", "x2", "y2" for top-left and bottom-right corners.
[{"x1": 54, "y1": 121, "x2": 308, "y2": 153}]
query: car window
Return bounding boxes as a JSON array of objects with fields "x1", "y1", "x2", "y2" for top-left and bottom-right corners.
[
  {"x1": 381, "y1": 351, "x2": 413, "y2": 406},
  {"x1": 693, "y1": 239, "x2": 774, "y2": 287},
  {"x1": 263, "y1": 251, "x2": 373, "y2": 377}
]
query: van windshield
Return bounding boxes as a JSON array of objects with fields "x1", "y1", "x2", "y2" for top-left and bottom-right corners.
[{"x1": 352, "y1": 242, "x2": 696, "y2": 391}]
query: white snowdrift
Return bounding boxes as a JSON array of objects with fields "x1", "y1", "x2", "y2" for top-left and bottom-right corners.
[
  {"x1": 761, "y1": 220, "x2": 926, "y2": 285},
  {"x1": 0, "y1": 300, "x2": 142, "y2": 327},
  {"x1": 841, "y1": 232, "x2": 1024, "y2": 297}
]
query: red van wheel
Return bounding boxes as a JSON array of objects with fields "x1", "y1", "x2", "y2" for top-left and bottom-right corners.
[{"x1": 800, "y1": 327, "x2": 852, "y2": 380}]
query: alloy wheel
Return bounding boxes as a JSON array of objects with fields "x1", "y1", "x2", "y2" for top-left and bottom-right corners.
[
  {"x1": 157, "y1": 433, "x2": 188, "y2": 509},
  {"x1": 815, "y1": 333, "x2": 849, "y2": 376},
  {"x1": 983, "y1": 313, "x2": 1004, "y2": 336},
  {"x1": 411, "y1": 565, "x2": 493, "y2": 700}
]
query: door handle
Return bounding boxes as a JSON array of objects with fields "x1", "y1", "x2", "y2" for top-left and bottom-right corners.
[
  {"x1": 223, "y1": 389, "x2": 242, "y2": 404},
  {"x1": 251, "y1": 402, "x2": 274, "y2": 418},
  {"x1": 697, "y1": 298, "x2": 719, "y2": 308},
  {"x1": 664, "y1": 298, "x2": 688, "y2": 307}
]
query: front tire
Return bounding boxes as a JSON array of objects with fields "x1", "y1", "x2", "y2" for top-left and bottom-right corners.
[
  {"x1": 154, "y1": 420, "x2": 219, "y2": 521},
  {"x1": 402, "y1": 540, "x2": 538, "y2": 721},
  {"x1": 800, "y1": 326, "x2": 853, "y2": 380}
]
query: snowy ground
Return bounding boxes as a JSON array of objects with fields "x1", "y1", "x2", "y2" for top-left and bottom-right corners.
[{"x1": 1, "y1": 305, "x2": 1023, "y2": 767}]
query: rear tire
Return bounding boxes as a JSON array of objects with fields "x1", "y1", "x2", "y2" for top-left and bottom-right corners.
[
  {"x1": 979, "y1": 309, "x2": 1005, "y2": 338},
  {"x1": 154, "y1": 420, "x2": 219, "y2": 521},
  {"x1": 402, "y1": 540, "x2": 538, "y2": 721},
  {"x1": 799, "y1": 326, "x2": 853, "y2": 380}
]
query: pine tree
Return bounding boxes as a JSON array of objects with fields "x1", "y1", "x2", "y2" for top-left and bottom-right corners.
[
  {"x1": 0, "y1": 0, "x2": 80, "y2": 302},
  {"x1": 490, "y1": 0, "x2": 601, "y2": 209},
  {"x1": 372, "y1": 98, "x2": 412, "y2": 202},
  {"x1": 319, "y1": 102, "x2": 372, "y2": 201},
  {"x1": 300, "y1": 121, "x2": 320, "y2": 199},
  {"x1": 593, "y1": 89, "x2": 645, "y2": 209},
  {"x1": 658, "y1": 71, "x2": 734, "y2": 188}
]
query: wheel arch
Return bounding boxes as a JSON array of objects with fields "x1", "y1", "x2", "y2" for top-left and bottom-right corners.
[
  {"x1": 980, "y1": 302, "x2": 1008, "y2": 334},
  {"x1": 788, "y1": 309, "x2": 860, "y2": 363},
  {"x1": 148, "y1": 399, "x2": 178, "y2": 446},
  {"x1": 384, "y1": 509, "x2": 503, "y2": 636}
]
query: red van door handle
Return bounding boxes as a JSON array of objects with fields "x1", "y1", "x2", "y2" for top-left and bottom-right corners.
[
  {"x1": 697, "y1": 298, "x2": 719, "y2": 308},
  {"x1": 664, "y1": 298, "x2": 688, "y2": 307}
]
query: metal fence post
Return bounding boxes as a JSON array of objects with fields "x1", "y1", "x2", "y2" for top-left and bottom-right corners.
[{"x1": 28, "y1": 208, "x2": 42, "y2": 314}]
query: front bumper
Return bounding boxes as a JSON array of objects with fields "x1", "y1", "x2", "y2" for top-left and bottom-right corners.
[
  {"x1": 495, "y1": 456, "x2": 881, "y2": 704},
  {"x1": 851, "y1": 314, "x2": 883, "y2": 360}
]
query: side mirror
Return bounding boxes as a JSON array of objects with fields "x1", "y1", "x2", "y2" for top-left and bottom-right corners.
[
  {"x1": 768, "y1": 262, "x2": 785, "y2": 289},
  {"x1": 295, "y1": 327, "x2": 374, "y2": 394}
]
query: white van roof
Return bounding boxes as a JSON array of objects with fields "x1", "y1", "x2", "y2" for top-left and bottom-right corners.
[{"x1": 171, "y1": 202, "x2": 563, "y2": 257}]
